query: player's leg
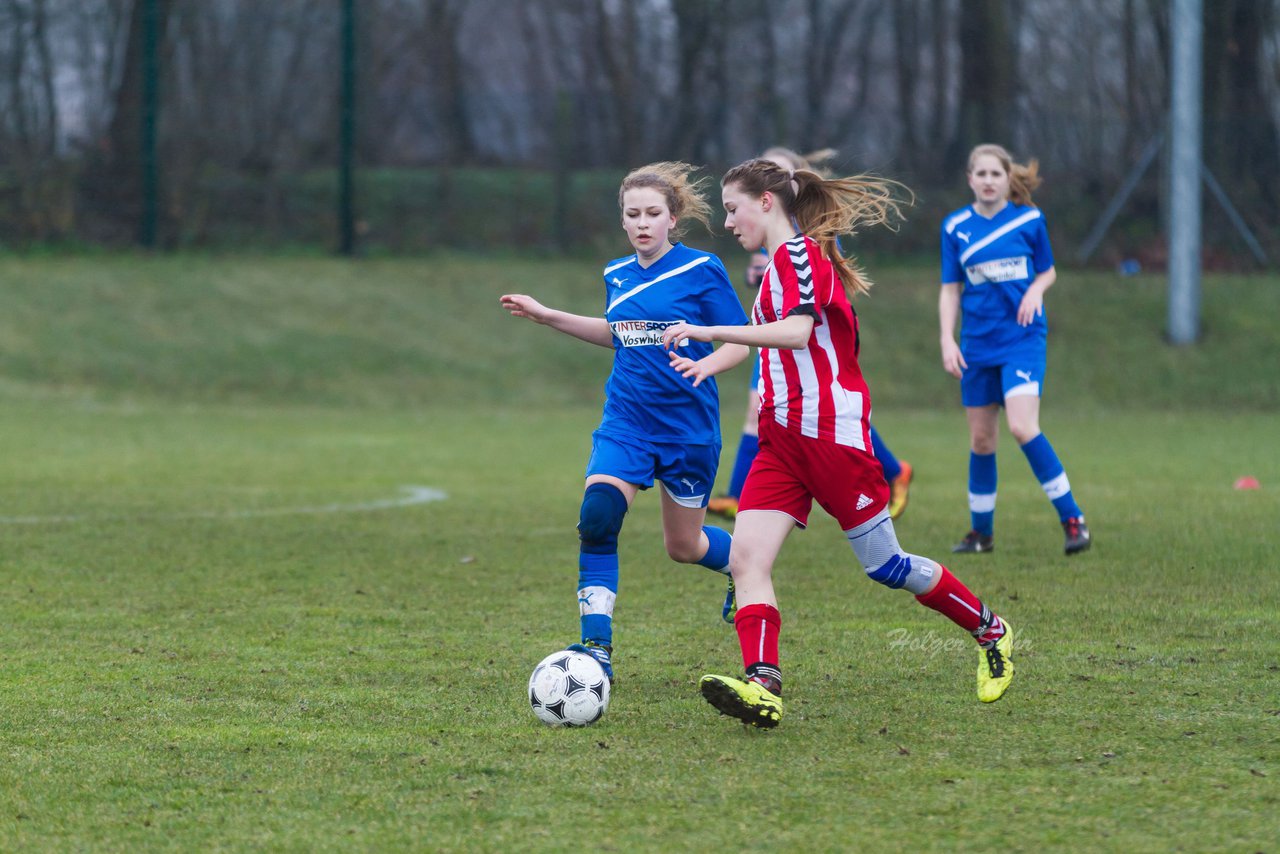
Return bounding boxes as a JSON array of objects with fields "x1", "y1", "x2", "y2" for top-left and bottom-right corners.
[
  {"x1": 657, "y1": 442, "x2": 736, "y2": 622},
  {"x1": 845, "y1": 508, "x2": 1014, "y2": 703},
  {"x1": 954, "y1": 400, "x2": 999, "y2": 552},
  {"x1": 1002, "y1": 360, "x2": 1090, "y2": 555},
  {"x1": 575, "y1": 433, "x2": 651, "y2": 681},
  {"x1": 699, "y1": 509, "x2": 792, "y2": 728},
  {"x1": 870, "y1": 423, "x2": 913, "y2": 520},
  {"x1": 700, "y1": 424, "x2": 803, "y2": 727}
]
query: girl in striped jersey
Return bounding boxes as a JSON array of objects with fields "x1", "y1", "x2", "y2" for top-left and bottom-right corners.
[
  {"x1": 939, "y1": 144, "x2": 1090, "y2": 556},
  {"x1": 661, "y1": 158, "x2": 1014, "y2": 728},
  {"x1": 501, "y1": 163, "x2": 750, "y2": 682},
  {"x1": 708, "y1": 146, "x2": 914, "y2": 523}
]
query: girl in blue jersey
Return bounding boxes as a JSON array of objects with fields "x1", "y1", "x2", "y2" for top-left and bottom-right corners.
[
  {"x1": 939, "y1": 144, "x2": 1090, "y2": 556},
  {"x1": 500, "y1": 162, "x2": 750, "y2": 681},
  {"x1": 708, "y1": 146, "x2": 915, "y2": 523}
]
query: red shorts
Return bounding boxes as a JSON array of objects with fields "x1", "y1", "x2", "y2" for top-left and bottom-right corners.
[{"x1": 739, "y1": 417, "x2": 889, "y2": 530}]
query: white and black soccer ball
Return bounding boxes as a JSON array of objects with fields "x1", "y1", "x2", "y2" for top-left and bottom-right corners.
[{"x1": 528, "y1": 649, "x2": 610, "y2": 727}]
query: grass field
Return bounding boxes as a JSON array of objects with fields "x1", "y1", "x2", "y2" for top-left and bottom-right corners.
[{"x1": 0, "y1": 255, "x2": 1277, "y2": 851}]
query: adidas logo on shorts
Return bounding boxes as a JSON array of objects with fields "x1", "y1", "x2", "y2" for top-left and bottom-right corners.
[{"x1": 855, "y1": 493, "x2": 873, "y2": 510}]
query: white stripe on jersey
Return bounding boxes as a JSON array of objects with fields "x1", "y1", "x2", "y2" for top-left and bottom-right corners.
[
  {"x1": 603, "y1": 256, "x2": 636, "y2": 276},
  {"x1": 945, "y1": 209, "x2": 973, "y2": 234},
  {"x1": 959, "y1": 209, "x2": 1041, "y2": 266},
  {"x1": 606, "y1": 255, "x2": 711, "y2": 313}
]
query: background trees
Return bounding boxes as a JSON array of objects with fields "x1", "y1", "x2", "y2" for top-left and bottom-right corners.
[{"x1": 0, "y1": 0, "x2": 1276, "y2": 261}]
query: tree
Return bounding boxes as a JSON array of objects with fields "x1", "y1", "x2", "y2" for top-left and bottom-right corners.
[{"x1": 947, "y1": 0, "x2": 1014, "y2": 171}]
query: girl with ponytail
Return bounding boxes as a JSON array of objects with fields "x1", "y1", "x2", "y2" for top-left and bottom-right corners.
[{"x1": 661, "y1": 159, "x2": 1017, "y2": 728}]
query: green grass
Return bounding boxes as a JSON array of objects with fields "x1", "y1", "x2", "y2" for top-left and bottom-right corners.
[{"x1": 0, "y1": 254, "x2": 1277, "y2": 851}]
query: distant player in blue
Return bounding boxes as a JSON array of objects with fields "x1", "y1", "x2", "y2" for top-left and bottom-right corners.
[
  {"x1": 500, "y1": 162, "x2": 750, "y2": 681},
  {"x1": 939, "y1": 144, "x2": 1091, "y2": 556},
  {"x1": 708, "y1": 146, "x2": 914, "y2": 523}
]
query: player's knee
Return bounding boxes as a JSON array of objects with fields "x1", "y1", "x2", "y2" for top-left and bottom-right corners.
[
  {"x1": 663, "y1": 531, "x2": 702, "y2": 564},
  {"x1": 1009, "y1": 422, "x2": 1039, "y2": 445},
  {"x1": 578, "y1": 483, "x2": 627, "y2": 555},
  {"x1": 865, "y1": 554, "x2": 911, "y2": 589},
  {"x1": 864, "y1": 552, "x2": 938, "y2": 595}
]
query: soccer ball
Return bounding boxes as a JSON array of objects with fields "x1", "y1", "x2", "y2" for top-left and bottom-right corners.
[{"x1": 528, "y1": 649, "x2": 610, "y2": 727}]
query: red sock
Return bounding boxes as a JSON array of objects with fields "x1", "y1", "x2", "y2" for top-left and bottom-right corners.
[
  {"x1": 734, "y1": 603, "x2": 781, "y2": 683},
  {"x1": 915, "y1": 566, "x2": 1004, "y2": 645}
]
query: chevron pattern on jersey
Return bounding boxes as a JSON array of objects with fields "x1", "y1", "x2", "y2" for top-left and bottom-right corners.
[{"x1": 786, "y1": 236, "x2": 814, "y2": 305}]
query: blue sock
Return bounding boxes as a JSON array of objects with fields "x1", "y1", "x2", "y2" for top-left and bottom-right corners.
[
  {"x1": 578, "y1": 552, "x2": 617, "y2": 647},
  {"x1": 870, "y1": 424, "x2": 901, "y2": 483},
  {"x1": 1020, "y1": 433, "x2": 1083, "y2": 521},
  {"x1": 697, "y1": 525, "x2": 732, "y2": 576},
  {"x1": 969, "y1": 451, "x2": 997, "y2": 536},
  {"x1": 727, "y1": 433, "x2": 759, "y2": 499}
]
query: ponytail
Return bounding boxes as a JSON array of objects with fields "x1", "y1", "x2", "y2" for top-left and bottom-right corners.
[{"x1": 722, "y1": 158, "x2": 911, "y2": 299}]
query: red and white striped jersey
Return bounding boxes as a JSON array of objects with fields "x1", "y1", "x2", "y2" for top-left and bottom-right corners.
[{"x1": 753, "y1": 234, "x2": 872, "y2": 449}]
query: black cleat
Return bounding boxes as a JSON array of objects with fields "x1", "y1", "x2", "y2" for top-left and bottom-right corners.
[
  {"x1": 1062, "y1": 516, "x2": 1091, "y2": 555},
  {"x1": 952, "y1": 530, "x2": 994, "y2": 553}
]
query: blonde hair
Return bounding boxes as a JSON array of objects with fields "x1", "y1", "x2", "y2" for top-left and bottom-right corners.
[
  {"x1": 967, "y1": 143, "x2": 1042, "y2": 207},
  {"x1": 760, "y1": 146, "x2": 838, "y2": 176},
  {"x1": 721, "y1": 158, "x2": 912, "y2": 299},
  {"x1": 618, "y1": 162, "x2": 713, "y2": 237}
]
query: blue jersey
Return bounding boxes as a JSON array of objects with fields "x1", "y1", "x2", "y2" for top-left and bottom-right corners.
[
  {"x1": 941, "y1": 202, "x2": 1055, "y2": 365},
  {"x1": 599, "y1": 243, "x2": 747, "y2": 444}
]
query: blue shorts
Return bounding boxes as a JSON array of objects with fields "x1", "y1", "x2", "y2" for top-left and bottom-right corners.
[
  {"x1": 586, "y1": 430, "x2": 720, "y2": 509},
  {"x1": 960, "y1": 354, "x2": 1047, "y2": 407},
  {"x1": 749, "y1": 350, "x2": 761, "y2": 393}
]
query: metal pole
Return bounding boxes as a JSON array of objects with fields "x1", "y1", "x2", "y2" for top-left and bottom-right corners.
[
  {"x1": 1167, "y1": 0, "x2": 1202, "y2": 345},
  {"x1": 139, "y1": 0, "x2": 159, "y2": 248},
  {"x1": 338, "y1": 0, "x2": 356, "y2": 256}
]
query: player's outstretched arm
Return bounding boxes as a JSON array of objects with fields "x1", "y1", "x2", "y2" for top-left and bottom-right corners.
[
  {"x1": 499, "y1": 294, "x2": 613, "y2": 348},
  {"x1": 660, "y1": 315, "x2": 813, "y2": 351}
]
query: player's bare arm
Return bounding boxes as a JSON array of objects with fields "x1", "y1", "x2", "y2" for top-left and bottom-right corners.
[
  {"x1": 499, "y1": 294, "x2": 614, "y2": 348},
  {"x1": 667, "y1": 342, "x2": 750, "y2": 388},
  {"x1": 938, "y1": 283, "x2": 966, "y2": 378},
  {"x1": 661, "y1": 315, "x2": 814, "y2": 351},
  {"x1": 1016, "y1": 267, "x2": 1056, "y2": 327}
]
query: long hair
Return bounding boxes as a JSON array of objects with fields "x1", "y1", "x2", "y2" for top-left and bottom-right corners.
[
  {"x1": 618, "y1": 162, "x2": 713, "y2": 237},
  {"x1": 760, "y1": 146, "x2": 838, "y2": 176},
  {"x1": 967, "y1": 143, "x2": 1042, "y2": 207},
  {"x1": 721, "y1": 158, "x2": 912, "y2": 299}
]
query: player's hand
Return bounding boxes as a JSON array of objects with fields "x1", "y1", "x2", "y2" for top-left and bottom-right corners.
[
  {"x1": 660, "y1": 321, "x2": 712, "y2": 350},
  {"x1": 668, "y1": 350, "x2": 713, "y2": 387},
  {"x1": 1016, "y1": 291, "x2": 1044, "y2": 326},
  {"x1": 940, "y1": 337, "x2": 966, "y2": 379},
  {"x1": 500, "y1": 293, "x2": 550, "y2": 324}
]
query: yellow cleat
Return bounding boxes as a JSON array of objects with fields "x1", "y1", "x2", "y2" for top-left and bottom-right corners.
[
  {"x1": 700, "y1": 674, "x2": 782, "y2": 728},
  {"x1": 977, "y1": 620, "x2": 1014, "y2": 703},
  {"x1": 888, "y1": 461, "x2": 913, "y2": 520},
  {"x1": 706, "y1": 495, "x2": 739, "y2": 520}
]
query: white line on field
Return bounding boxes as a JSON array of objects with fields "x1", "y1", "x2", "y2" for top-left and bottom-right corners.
[{"x1": 0, "y1": 485, "x2": 448, "y2": 525}]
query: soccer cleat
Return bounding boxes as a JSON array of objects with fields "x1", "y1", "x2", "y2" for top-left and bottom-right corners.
[
  {"x1": 952, "y1": 530, "x2": 994, "y2": 553},
  {"x1": 977, "y1": 620, "x2": 1014, "y2": 703},
  {"x1": 1062, "y1": 516, "x2": 1091, "y2": 555},
  {"x1": 706, "y1": 495, "x2": 739, "y2": 520},
  {"x1": 699, "y1": 674, "x2": 783, "y2": 728},
  {"x1": 887, "y1": 461, "x2": 914, "y2": 520},
  {"x1": 721, "y1": 580, "x2": 737, "y2": 624},
  {"x1": 567, "y1": 641, "x2": 613, "y2": 683}
]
